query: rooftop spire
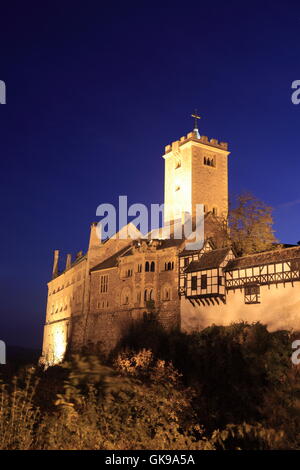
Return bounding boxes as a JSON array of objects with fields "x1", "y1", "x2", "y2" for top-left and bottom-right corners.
[{"x1": 191, "y1": 109, "x2": 201, "y2": 138}]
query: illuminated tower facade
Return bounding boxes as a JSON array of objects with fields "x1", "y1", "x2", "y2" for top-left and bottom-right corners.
[{"x1": 163, "y1": 117, "x2": 230, "y2": 224}]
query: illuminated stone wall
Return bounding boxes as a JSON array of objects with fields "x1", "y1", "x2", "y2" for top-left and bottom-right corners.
[
  {"x1": 41, "y1": 320, "x2": 69, "y2": 366},
  {"x1": 41, "y1": 255, "x2": 86, "y2": 366},
  {"x1": 86, "y1": 243, "x2": 181, "y2": 355}
]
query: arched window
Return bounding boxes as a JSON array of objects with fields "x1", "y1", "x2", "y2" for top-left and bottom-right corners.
[
  {"x1": 149, "y1": 289, "x2": 154, "y2": 300},
  {"x1": 167, "y1": 261, "x2": 172, "y2": 270},
  {"x1": 204, "y1": 156, "x2": 216, "y2": 167},
  {"x1": 121, "y1": 288, "x2": 131, "y2": 305},
  {"x1": 212, "y1": 207, "x2": 218, "y2": 216},
  {"x1": 145, "y1": 261, "x2": 150, "y2": 272},
  {"x1": 162, "y1": 285, "x2": 171, "y2": 301},
  {"x1": 144, "y1": 289, "x2": 148, "y2": 301},
  {"x1": 150, "y1": 261, "x2": 155, "y2": 272}
]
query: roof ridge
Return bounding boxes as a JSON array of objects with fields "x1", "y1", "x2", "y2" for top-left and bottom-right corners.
[
  {"x1": 236, "y1": 245, "x2": 300, "y2": 260},
  {"x1": 90, "y1": 243, "x2": 132, "y2": 272}
]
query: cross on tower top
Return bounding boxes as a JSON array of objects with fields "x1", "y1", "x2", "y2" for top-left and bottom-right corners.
[
  {"x1": 191, "y1": 109, "x2": 201, "y2": 128},
  {"x1": 191, "y1": 109, "x2": 201, "y2": 138}
]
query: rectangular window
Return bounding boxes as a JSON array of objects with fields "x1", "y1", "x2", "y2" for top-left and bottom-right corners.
[
  {"x1": 100, "y1": 275, "x2": 108, "y2": 293},
  {"x1": 244, "y1": 284, "x2": 260, "y2": 304},
  {"x1": 191, "y1": 276, "x2": 197, "y2": 291},
  {"x1": 218, "y1": 276, "x2": 223, "y2": 286},
  {"x1": 201, "y1": 274, "x2": 207, "y2": 289}
]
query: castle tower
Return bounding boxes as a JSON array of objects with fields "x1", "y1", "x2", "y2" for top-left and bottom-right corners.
[{"x1": 163, "y1": 119, "x2": 230, "y2": 224}]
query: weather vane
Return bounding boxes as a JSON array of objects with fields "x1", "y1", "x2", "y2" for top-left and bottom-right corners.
[{"x1": 191, "y1": 109, "x2": 201, "y2": 137}]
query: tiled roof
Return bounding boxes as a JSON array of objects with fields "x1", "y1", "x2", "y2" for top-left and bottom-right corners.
[
  {"x1": 70, "y1": 254, "x2": 86, "y2": 267},
  {"x1": 225, "y1": 246, "x2": 300, "y2": 271},
  {"x1": 185, "y1": 248, "x2": 231, "y2": 272},
  {"x1": 179, "y1": 238, "x2": 216, "y2": 256},
  {"x1": 156, "y1": 238, "x2": 184, "y2": 249},
  {"x1": 122, "y1": 238, "x2": 184, "y2": 255},
  {"x1": 91, "y1": 237, "x2": 184, "y2": 272},
  {"x1": 90, "y1": 245, "x2": 132, "y2": 272}
]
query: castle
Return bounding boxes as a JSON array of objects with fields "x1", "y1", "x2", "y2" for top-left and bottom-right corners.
[{"x1": 41, "y1": 121, "x2": 300, "y2": 365}]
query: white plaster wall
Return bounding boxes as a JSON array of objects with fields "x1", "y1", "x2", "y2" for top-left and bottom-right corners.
[{"x1": 181, "y1": 282, "x2": 300, "y2": 332}]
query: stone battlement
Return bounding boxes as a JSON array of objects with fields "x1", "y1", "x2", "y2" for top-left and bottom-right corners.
[{"x1": 164, "y1": 132, "x2": 228, "y2": 154}]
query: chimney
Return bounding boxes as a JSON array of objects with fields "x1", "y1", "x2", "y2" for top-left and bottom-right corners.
[
  {"x1": 87, "y1": 222, "x2": 102, "y2": 268},
  {"x1": 66, "y1": 253, "x2": 72, "y2": 270},
  {"x1": 88, "y1": 222, "x2": 102, "y2": 250},
  {"x1": 52, "y1": 250, "x2": 59, "y2": 278}
]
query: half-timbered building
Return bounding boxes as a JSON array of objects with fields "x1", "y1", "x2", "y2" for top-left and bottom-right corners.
[{"x1": 180, "y1": 245, "x2": 300, "y2": 333}]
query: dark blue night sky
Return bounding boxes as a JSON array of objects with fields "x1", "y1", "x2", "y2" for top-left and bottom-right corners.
[{"x1": 0, "y1": 1, "x2": 300, "y2": 348}]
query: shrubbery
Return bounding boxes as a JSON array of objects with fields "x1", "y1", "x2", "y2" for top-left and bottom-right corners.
[{"x1": 0, "y1": 321, "x2": 299, "y2": 450}]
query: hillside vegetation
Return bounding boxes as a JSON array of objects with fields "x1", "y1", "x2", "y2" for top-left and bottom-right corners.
[{"x1": 0, "y1": 321, "x2": 299, "y2": 450}]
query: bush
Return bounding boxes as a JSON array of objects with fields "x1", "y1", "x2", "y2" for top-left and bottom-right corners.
[
  {"x1": 0, "y1": 367, "x2": 40, "y2": 449},
  {"x1": 117, "y1": 320, "x2": 299, "y2": 438},
  {"x1": 0, "y1": 321, "x2": 298, "y2": 450}
]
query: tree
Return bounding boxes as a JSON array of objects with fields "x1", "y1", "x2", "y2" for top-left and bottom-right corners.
[
  {"x1": 229, "y1": 192, "x2": 277, "y2": 256},
  {"x1": 204, "y1": 212, "x2": 231, "y2": 249}
]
